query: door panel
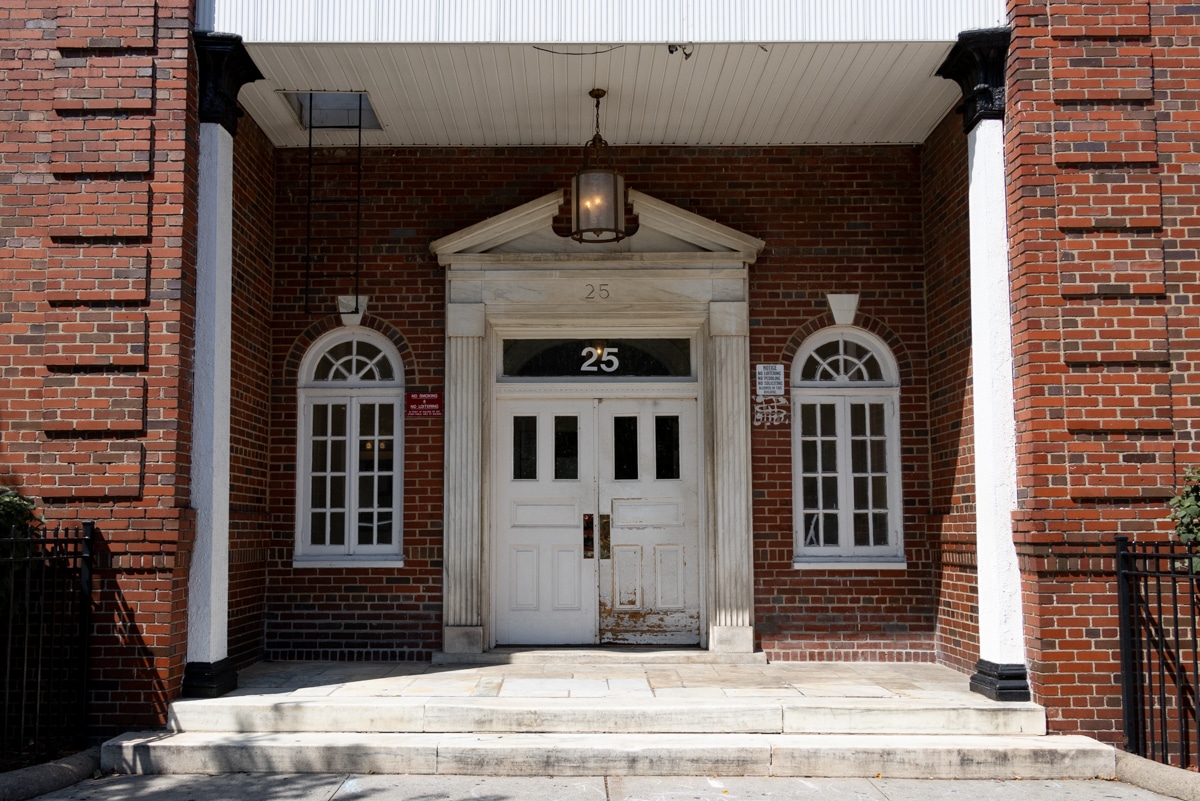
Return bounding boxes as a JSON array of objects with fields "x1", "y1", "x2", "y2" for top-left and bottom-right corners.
[
  {"x1": 655, "y1": 545, "x2": 685, "y2": 609},
  {"x1": 552, "y1": 546, "x2": 583, "y2": 609},
  {"x1": 494, "y1": 397, "x2": 700, "y2": 646},
  {"x1": 511, "y1": 500, "x2": 577, "y2": 527},
  {"x1": 495, "y1": 401, "x2": 597, "y2": 644},
  {"x1": 509, "y1": 546, "x2": 538, "y2": 609},
  {"x1": 598, "y1": 399, "x2": 700, "y2": 645},
  {"x1": 613, "y1": 498, "x2": 683, "y2": 527},
  {"x1": 612, "y1": 545, "x2": 642, "y2": 609}
]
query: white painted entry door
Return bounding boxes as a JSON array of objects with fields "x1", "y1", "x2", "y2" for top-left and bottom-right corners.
[{"x1": 495, "y1": 398, "x2": 700, "y2": 646}]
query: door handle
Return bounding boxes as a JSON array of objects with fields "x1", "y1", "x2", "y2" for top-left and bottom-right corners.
[
  {"x1": 599, "y1": 514, "x2": 611, "y2": 560},
  {"x1": 583, "y1": 513, "x2": 594, "y2": 559}
]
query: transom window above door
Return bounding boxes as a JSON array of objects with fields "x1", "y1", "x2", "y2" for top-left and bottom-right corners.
[
  {"x1": 502, "y1": 338, "x2": 693, "y2": 379},
  {"x1": 791, "y1": 327, "x2": 904, "y2": 569},
  {"x1": 296, "y1": 328, "x2": 405, "y2": 566}
]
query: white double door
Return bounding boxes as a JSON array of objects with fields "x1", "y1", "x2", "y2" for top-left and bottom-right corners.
[{"x1": 495, "y1": 397, "x2": 701, "y2": 645}]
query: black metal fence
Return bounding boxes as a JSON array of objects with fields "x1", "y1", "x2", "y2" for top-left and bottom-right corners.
[
  {"x1": 1117, "y1": 535, "x2": 1200, "y2": 769},
  {"x1": 1, "y1": 522, "x2": 94, "y2": 770}
]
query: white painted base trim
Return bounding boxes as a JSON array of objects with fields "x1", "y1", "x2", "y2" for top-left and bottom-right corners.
[
  {"x1": 792, "y1": 560, "x2": 907, "y2": 571},
  {"x1": 292, "y1": 558, "x2": 405, "y2": 569}
]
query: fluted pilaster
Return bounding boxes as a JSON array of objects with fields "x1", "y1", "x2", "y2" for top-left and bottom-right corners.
[
  {"x1": 443, "y1": 305, "x2": 485, "y2": 652},
  {"x1": 709, "y1": 303, "x2": 755, "y2": 652}
]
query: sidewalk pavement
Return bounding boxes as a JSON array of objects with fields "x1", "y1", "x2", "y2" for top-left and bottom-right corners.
[{"x1": 24, "y1": 773, "x2": 1194, "y2": 801}]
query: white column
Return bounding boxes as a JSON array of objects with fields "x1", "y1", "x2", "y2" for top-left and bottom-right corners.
[
  {"x1": 443, "y1": 303, "x2": 485, "y2": 653},
  {"x1": 968, "y1": 118, "x2": 1026, "y2": 671},
  {"x1": 709, "y1": 301, "x2": 755, "y2": 653},
  {"x1": 187, "y1": 122, "x2": 233, "y2": 667}
]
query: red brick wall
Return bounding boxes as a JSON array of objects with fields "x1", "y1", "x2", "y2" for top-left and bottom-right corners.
[
  {"x1": 265, "y1": 147, "x2": 448, "y2": 660},
  {"x1": 1006, "y1": 0, "x2": 1198, "y2": 743},
  {"x1": 261, "y1": 144, "x2": 951, "y2": 661},
  {"x1": 921, "y1": 114, "x2": 981, "y2": 673},
  {"x1": 745, "y1": 147, "x2": 938, "y2": 661},
  {"x1": 0, "y1": 0, "x2": 198, "y2": 732},
  {"x1": 227, "y1": 112, "x2": 275, "y2": 668}
]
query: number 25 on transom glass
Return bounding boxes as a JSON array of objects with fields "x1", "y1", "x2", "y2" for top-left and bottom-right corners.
[{"x1": 580, "y1": 346, "x2": 619, "y2": 373}]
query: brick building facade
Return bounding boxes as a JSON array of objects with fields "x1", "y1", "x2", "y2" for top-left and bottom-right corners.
[{"x1": 1, "y1": 0, "x2": 1196, "y2": 746}]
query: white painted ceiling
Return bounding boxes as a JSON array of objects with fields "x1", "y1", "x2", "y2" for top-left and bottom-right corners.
[{"x1": 237, "y1": 40, "x2": 965, "y2": 148}]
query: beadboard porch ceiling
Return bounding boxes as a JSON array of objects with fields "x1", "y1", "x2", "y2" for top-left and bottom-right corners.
[
  {"x1": 235, "y1": 40, "x2": 966, "y2": 149},
  {"x1": 209, "y1": 0, "x2": 1004, "y2": 148}
]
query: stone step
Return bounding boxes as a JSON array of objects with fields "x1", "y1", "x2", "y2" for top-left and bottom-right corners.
[
  {"x1": 166, "y1": 695, "x2": 1047, "y2": 736},
  {"x1": 101, "y1": 731, "x2": 1115, "y2": 779}
]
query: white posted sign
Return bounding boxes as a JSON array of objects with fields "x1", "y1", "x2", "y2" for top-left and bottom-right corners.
[{"x1": 755, "y1": 364, "x2": 785, "y2": 396}]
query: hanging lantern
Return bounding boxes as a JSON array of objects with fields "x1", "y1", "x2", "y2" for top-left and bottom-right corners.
[{"x1": 571, "y1": 89, "x2": 626, "y2": 243}]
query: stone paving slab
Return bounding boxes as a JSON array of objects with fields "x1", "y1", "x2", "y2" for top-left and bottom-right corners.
[
  {"x1": 29, "y1": 774, "x2": 1183, "y2": 801},
  {"x1": 231, "y1": 658, "x2": 982, "y2": 702}
]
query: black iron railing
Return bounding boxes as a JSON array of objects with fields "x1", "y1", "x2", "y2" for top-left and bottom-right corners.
[
  {"x1": 1117, "y1": 535, "x2": 1200, "y2": 768},
  {"x1": 0, "y1": 522, "x2": 94, "y2": 770}
]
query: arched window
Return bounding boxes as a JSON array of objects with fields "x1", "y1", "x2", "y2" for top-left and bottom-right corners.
[
  {"x1": 296, "y1": 328, "x2": 404, "y2": 564},
  {"x1": 791, "y1": 327, "x2": 903, "y2": 567}
]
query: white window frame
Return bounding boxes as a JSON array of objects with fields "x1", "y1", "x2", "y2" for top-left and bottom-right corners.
[
  {"x1": 791, "y1": 326, "x2": 904, "y2": 569},
  {"x1": 295, "y1": 327, "x2": 404, "y2": 567}
]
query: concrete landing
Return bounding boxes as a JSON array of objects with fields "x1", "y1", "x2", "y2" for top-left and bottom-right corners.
[{"x1": 102, "y1": 656, "x2": 1117, "y2": 780}]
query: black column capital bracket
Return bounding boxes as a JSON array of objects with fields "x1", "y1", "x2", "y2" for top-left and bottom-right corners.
[
  {"x1": 936, "y1": 27, "x2": 1012, "y2": 134},
  {"x1": 195, "y1": 31, "x2": 264, "y2": 136}
]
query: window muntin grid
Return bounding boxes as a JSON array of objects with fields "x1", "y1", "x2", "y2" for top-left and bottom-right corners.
[
  {"x1": 800, "y1": 338, "x2": 885, "y2": 383},
  {"x1": 313, "y1": 339, "x2": 395, "y2": 382}
]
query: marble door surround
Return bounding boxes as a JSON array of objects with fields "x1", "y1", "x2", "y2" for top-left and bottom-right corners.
[{"x1": 431, "y1": 190, "x2": 766, "y2": 653}]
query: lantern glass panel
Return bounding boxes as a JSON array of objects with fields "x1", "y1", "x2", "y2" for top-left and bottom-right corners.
[{"x1": 572, "y1": 169, "x2": 624, "y2": 242}]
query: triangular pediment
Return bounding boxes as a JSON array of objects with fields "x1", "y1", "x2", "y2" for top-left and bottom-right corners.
[{"x1": 429, "y1": 189, "x2": 764, "y2": 262}]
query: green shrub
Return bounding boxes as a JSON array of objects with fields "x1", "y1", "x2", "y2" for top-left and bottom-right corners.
[
  {"x1": 1168, "y1": 467, "x2": 1200, "y2": 546},
  {"x1": 0, "y1": 485, "x2": 41, "y2": 536}
]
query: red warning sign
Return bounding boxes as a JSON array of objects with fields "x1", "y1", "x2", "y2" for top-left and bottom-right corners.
[{"x1": 406, "y1": 392, "x2": 442, "y2": 418}]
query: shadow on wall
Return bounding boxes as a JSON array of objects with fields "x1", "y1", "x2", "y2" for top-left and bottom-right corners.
[{"x1": 89, "y1": 530, "x2": 175, "y2": 739}]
